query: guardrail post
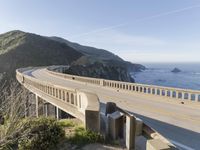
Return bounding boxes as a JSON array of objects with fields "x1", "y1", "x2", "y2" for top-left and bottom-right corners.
[
  {"x1": 170, "y1": 90, "x2": 173, "y2": 98},
  {"x1": 182, "y1": 92, "x2": 185, "y2": 100},
  {"x1": 195, "y1": 94, "x2": 199, "y2": 102},
  {"x1": 150, "y1": 88, "x2": 153, "y2": 94},
  {"x1": 154, "y1": 88, "x2": 157, "y2": 95},
  {"x1": 100, "y1": 79, "x2": 104, "y2": 86},
  {"x1": 176, "y1": 91, "x2": 179, "y2": 99},
  {"x1": 126, "y1": 114, "x2": 136, "y2": 150},
  {"x1": 188, "y1": 93, "x2": 191, "y2": 100}
]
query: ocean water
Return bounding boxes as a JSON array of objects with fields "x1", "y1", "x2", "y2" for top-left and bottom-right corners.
[{"x1": 131, "y1": 63, "x2": 200, "y2": 90}]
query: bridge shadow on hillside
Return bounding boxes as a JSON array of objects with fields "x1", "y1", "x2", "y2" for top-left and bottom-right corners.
[{"x1": 100, "y1": 102, "x2": 200, "y2": 150}]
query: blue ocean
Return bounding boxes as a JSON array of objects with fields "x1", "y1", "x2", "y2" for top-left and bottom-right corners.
[{"x1": 131, "y1": 63, "x2": 200, "y2": 90}]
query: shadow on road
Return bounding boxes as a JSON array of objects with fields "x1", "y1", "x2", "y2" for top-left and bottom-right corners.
[{"x1": 100, "y1": 102, "x2": 200, "y2": 150}]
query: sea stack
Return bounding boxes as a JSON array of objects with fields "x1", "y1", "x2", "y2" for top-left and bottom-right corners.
[{"x1": 171, "y1": 67, "x2": 181, "y2": 73}]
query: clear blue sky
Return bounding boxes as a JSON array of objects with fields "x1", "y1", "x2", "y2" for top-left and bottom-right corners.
[{"x1": 1, "y1": 0, "x2": 200, "y2": 63}]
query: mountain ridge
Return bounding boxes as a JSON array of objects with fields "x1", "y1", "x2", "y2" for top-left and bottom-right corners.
[
  {"x1": 49, "y1": 36, "x2": 146, "y2": 73},
  {"x1": 49, "y1": 36, "x2": 123, "y2": 61},
  {"x1": 0, "y1": 30, "x2": 83, "y2": 74},
  {"x1": 0, "y1": 30, "x2": 145, "y2": 82}
]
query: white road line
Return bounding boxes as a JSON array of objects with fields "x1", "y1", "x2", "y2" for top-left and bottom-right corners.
[{"x1": 170, "y1": 139, "x2": 195, "y2": 150}]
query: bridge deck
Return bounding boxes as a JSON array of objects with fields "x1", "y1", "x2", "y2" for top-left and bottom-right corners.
[{"x1": 23, "y1": 68, "x2": 200, "y2": 150}]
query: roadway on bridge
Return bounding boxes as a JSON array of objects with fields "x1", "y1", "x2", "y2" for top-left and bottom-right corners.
[{"x1": 24, "y1": 68, "x2": 200, "y2": 150}]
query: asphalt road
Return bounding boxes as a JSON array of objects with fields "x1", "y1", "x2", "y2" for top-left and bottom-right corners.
[{"x1": 23, "y1": 68, "x2": 200, "y2": 150}]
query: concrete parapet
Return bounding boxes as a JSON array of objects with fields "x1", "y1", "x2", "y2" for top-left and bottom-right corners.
[{"x1": 78, "y1": 90, "x2": 100, "y2": 132}]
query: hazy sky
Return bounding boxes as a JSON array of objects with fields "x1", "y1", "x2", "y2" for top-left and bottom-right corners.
[{"x1": 1, "y1": 0, "x2": 200, "y2": 63}]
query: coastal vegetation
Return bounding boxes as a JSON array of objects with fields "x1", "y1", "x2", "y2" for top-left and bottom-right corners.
[{"x1": 0, "y1": 118, "x2": 104, "y2": 150}]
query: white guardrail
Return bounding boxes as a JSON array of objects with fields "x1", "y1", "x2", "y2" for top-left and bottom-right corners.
[
  {"x1": 16, "y1": 67, "x2": 100, "y2": 132},
  {"x1": 46, "y1": 65, "x2": 200, "y2": 103}
]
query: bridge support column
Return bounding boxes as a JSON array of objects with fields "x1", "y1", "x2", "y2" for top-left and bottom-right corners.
[
  {"x1": 55, "y1": 107, "x2": 61, "y2": 120},
  {"x1": 126, "y1": 115, "x2": 136, "y2": 150},
  {"x1": 35, "y1": 95, "x2": 39, "y2": 118},
  {"x1": 44, "y1": 102, "x2": 50, "y2": 117}
]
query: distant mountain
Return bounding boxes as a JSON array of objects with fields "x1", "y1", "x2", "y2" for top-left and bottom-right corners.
[
  {"x1": 0, "y1": 30, "x2": 145, "y2": 75},
  {"x1": 49, "y1": 36, "x2": 145, "y2": 73},
  {"x1": 49, "y1": 36, "x2": 123, "y2": 61},
  {"x1": 0, "y1": 30, "x2": 82, "y2": 75}
]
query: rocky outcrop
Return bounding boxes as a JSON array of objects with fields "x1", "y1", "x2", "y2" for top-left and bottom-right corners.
[
  {"x1": 49, "y1": 37, "x2": 146, "y2": 73},
  {"x1": 171, "y1": 68, "x2": 181, "y2": 73},
  {"x1": 65, "y1": 62, "x2": 135, "y2": 82}
]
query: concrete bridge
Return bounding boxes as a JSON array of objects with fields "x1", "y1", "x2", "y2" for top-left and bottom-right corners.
[{"x1": 16, "y1": 66, "x2": 200, "y2": 150}]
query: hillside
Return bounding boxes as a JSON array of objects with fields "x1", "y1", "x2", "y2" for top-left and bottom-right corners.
[
  {"x1": 0, "y1": 30, "x2": 83, "y2": 75},
  {"x1": 0, "y1": 30, "x2": 145, "y2": 77},
  {"x1": 50, "y1": 36, "x2": 145, "y2": 73},
  {"x1": 65, "y1": 62, "x2": 135, "y2": 82},
  {"x1": 50, "y1": 36, "x2": 123, "y2": 61}
]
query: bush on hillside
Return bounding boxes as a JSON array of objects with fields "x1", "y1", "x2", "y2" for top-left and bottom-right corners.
[
  {"x1": 68, "y1": 126, "x2": 104, "y2": 146},
  {"x1": 0, "y1": 117, "x2": 65, "y2": 150}
]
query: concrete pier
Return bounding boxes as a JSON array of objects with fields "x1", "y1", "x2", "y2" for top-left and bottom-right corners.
[{"x1": 126, "y1": 115, "x2": 136, "y2": 150}]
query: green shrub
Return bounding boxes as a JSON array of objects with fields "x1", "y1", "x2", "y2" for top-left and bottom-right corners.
[
  {"x1": 18, "y1": 117, "x2": 65, "y2": 150},
  {"x1": 0, "y1": 117, "x2": 65, "y2": 150},
  {"x1": 68, "y1": 126, "x2": 104, "y2": 146},
  {"x1": 58, "y1": 119, "x2": 76, "y2": 127}
]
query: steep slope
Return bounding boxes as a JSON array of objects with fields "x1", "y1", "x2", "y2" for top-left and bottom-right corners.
[
  {"x1": 65, "y1": 62, "x2": 135, "y2": 82},
  {"x1": 50, "y1": 37, "x2": 123, "y2": 61},
  {"x1": 0, "y1": 30, "x2": 26, "y2": 55},
  {"x1": 0, "y1": 31, "x2": 83, "y2": 75},
  {"x1": 49, "y1": 37, "x2": 145, "y2": 73}
]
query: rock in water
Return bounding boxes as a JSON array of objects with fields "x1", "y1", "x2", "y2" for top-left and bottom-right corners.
[{"x1": 171, "y1": 67, "x2": 181, "y2": 73}]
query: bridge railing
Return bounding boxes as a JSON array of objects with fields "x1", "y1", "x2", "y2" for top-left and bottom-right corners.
[
  {"x1": 46, "y1": 66, "x2": 102, "y2": 86},
  {"x1": 16, "y1": 68, "x2": 100, "y2": 132},
  {"x1": 46, "y1": 66, "x2": 200, "y2": 103},
  {"x1": 102, "y1": 79, "x2": 200, "y2": 102}
]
